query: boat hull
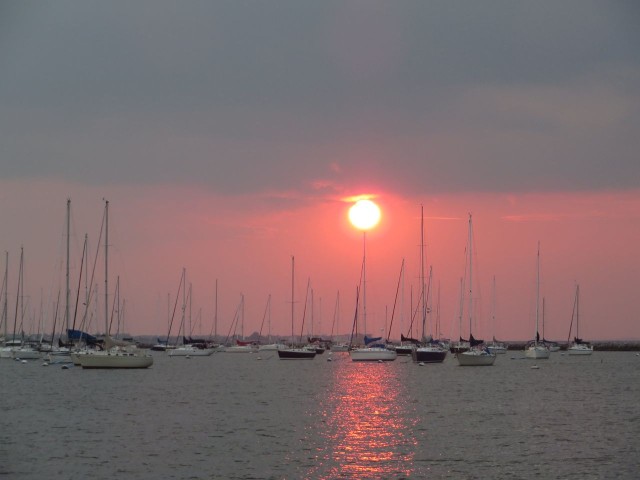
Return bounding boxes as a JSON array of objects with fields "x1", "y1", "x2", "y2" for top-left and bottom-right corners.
[
  {"x1": 11, "y1": 348, "x2": 41, "y2": 360},
  {"x1": 169, "y1": 347, "x2": 215, "y2": 356},
  {"x1": 456, "y1": 349, "x2": 496, "y2": 366},
  {"x1": 277, "y1": 348, "x2": 316, "y2": 359},
  {"x1": 487, "y1": 345, "x2": 508, "y2": 354},
  {"x1": 567, "y1": 344, "x2": 593, "y2": 355},
  {"x1": 77, "y1": 351, "x2": 154, "y2": 369},
  {"x1": 525, "y1": 345, "x2": 550, "y2": 359},
  {"x1": 394, "y1": 345, "x2": 415, "y2": 356},
  {"x1": 349, "y1": 347, "x2": 397, "y2": 362},
  {"x1": 330, "y1": 344, "x2": 349, "y2": 352},
  {"x1": 412, "y1": 347, "x2": 447, "y2": 363}
]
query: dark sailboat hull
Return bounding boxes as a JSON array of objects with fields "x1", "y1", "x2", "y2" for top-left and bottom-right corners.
[
  {"x1": 412, "y1": 348, "x2": 447, "y2": 363},
  {"x1": 277, "y1": 349, "x2": 316, "y2": 360}
]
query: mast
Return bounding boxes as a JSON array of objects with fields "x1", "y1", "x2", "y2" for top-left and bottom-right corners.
[
  {"x1": 214, "y1": 279, "x2": 218, "y2": 340},
  {"x1": 362, "y1": 232, "x2": 367, "y2": 337},
  {"x1": 3, "y1": 252, "x2": 7, "y2": 342},
  {"x1": 421, "y1": 205, "x2": 427, "y2": 340},
  {"x1": 104, "y1": 200, "x2": 109, "y2": 335},
  {"x1": 576, "y1": 284, "x2": 580, "y2": 339},
  {"x1": 535, "y1": 241, "x2": 540, "y2": 344},
  {"x1": 291, "y1": 256, "x2": 294, "y2": 345},
  {"x1": 468, "y1": 214, "x2": 473, "y2": 339},
  {"x1": 13, "y1": 247, "x2": 23, "y2": 342},
  {"x1": 65, "y1": 198, "x2": 71, "y2": 335}
]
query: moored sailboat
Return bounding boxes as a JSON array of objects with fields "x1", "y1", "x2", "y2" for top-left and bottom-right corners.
[
  {"x1": 567, "y1": 284, "x2": 593, "y2": 355},
  {"x1": 278, "y1": 256, "x2": 316, "y2": 360},
  {"x1": 412, "y1": 207, "x2": 447, "y2": 363},
  {"x1": 76, "y1": 200, "x2": 153, "y2": 369},
  {"x1": 456, "y1": 214, "x2": 496, "y2": 366},
  {"x1": 525, "y1": 242, "x2": 550, "y2": 360}
]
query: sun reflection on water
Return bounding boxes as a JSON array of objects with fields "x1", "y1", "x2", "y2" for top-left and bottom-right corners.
[{"x1": 307, "y1": 358, "x2": 419, "y2": 479}]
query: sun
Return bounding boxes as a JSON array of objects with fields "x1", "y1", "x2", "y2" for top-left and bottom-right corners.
[{"x1": 349, "y1": 199, "x2": 381, "y2": 231}]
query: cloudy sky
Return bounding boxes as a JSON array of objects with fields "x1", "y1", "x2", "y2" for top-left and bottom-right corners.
[{"x1": 1, "y1": 1, "x2": 639, "y2": 341}]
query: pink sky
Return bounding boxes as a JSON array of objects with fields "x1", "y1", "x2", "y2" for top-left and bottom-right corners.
[
  {"x1": 1, "y1": 180, "x2": 638, "y2": 341},
  {"x1": 1, "y1": 3, "x2": 639, "y2": 341}
]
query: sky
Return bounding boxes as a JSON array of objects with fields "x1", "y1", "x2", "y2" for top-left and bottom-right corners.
[{"x1": 1, "y1": 1, "x2": 639, "y2": 341}]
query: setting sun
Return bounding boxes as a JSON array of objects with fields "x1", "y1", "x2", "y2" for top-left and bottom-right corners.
[{"x1": 348, "y1": 199, "x2": 381, "y2": 231}]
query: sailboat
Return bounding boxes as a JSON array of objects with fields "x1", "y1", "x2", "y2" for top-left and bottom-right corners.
[
  {"x1": 77, "y1": 200, "x2": 153, "y2": 369},
  {"x1": 456, "y1": 214, "x2": 496, "y2": 366},
  {"x1": 567, "y1": 284, "x2": 593, "y2": 355},
  {"x1": 329, "y1": 291, "x2": 349, "y2": 352},
  {"x1": 540, "y1": 298, "x2": 560, "y2": 352},
  {"x1": 278, "y1": 256, "x2": 316, "y2": 359},
  {"x1": 10, "y1": 247, "x2": 42, "y2": 360},
  {"x1": 449, "y1": 278, "x2": 470, "y2": 354},
  {"x1": 348, "y1": 228, "x2": 397, "y2": 362},
  {"x1": 47, "y1": 199, "x2": 75, "y2": 364},
  {"x1": 167, "y1": 270, "x2": 215, "y2": 356},
  {"x1": 258, "y1": 295, "x2": 286, "y2": 351},
  {"x1": 224, "y1": 294, "x2": 258, "y2": 353},
  {"x1": 525, "y1": 242, "x2": 550, "y2": 360},
  {"x1": 413, "y1": 206, "x2": 447, "y2": 363},
  {"x1": 0, "y1": 252, "x2": 14, "y2": 359}
]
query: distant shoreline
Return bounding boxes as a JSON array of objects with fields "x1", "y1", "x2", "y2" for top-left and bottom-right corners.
[{"x1": 505, "y1": 341, "x2": 640, "y2": 352}]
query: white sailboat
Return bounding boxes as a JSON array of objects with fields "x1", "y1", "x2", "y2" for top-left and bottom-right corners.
[
  {"x1": 0, "y1": 251, "x2": 13, "y2": 359},
  {"x1": 567, "y1": 284, "x2": 593, "y2": 355},
  {"x1": 349, "y1": 227, "x2": 397, "y2": 362},
  {"x1": 77, "y1": 200, "x2": 153, "y2": 369},
  {"x1": 456, "y1": 214, "x2": 496, "y2": 366},
  {"x1": 47, "y1": 199, "x2": 75, "y2": 364},
  {"x1": 258, "y1": 295, "x2": 286, "y2": 351},
  {"x1": 169, "y1": 275, "x2": 215, "y2": 356},
  {"x1": 10, "y1": 247, "x2": 41, "y2": 360},
  {"x1": 525, "y1": 242, "x2": 550, "y2": 360}
]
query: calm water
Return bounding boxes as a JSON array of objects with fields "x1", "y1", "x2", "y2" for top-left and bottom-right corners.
[{"x1": 1, "y1": 351, "x2": 638, "y2": 479}]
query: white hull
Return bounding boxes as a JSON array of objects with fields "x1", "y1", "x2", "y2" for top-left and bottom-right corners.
[
  {"x1": 486, "y1": 341, "x2": 508, "y2": 354},
  {"x1": 11, "y1": 347, "x2": 41, "y2": 360},
  {"x1": 525, "y1": 344, "x2": 550, "y2": 359},
  {"x1": 568, "y1": 344, "x2": 593, "y2": 355},
  {"x1": 487, "y1": 345, "x2": 507, "y2": 354},
  {"x1": 349, "y1": 347, "x2": 397, "y2": 362},
  {"x1": 223, "y1": 345, "x2": 257, "y2": 353},
  {"x1": 0, "y1": 347, "x2": 14, "y2": 358},
  {"x1": 456, "y1": 349, "x2": 496, "y2": 366},
  {"x1": 168, "y1": 346, "x2": 215, "y2": 356},
  {"x1": 258, "y1": 343, "x2": 287, "y2": 351},
  {"x1": 330, "y1": 344, "x2": 350, "y2": 352},
  {"x1": 77, "y1": 350, "x2": 153, "y2": 368}
]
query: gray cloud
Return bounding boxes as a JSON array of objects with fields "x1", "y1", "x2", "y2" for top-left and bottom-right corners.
[{"x1": 1, "y1": 1, "x2": 639, "y2": 194}]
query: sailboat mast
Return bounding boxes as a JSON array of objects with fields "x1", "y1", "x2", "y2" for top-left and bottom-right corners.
[
  {"x1": 104, "y1": 200, "x2": 109, "y2": 335},
  {"x1": 468, "y1": 214, "x2": 473, "y2": 338},
  {"x1": 536, "y1": 241, "x2": 540, "y2": 344},
  {"x1": 3, "y1": 252, "x2": 7, "y2": 341},
  {"x1": 65, "y1": 198, "x2": 71, "y2": 334},
  {"x1": 576, "y1": 284, "x2": 580, "y2": 339},
  {"x1": 214, "y1": 279, "x2": 218, "y2": 340},
  {"x1": 421, "y1": 205, "x2": 426, "y2": 340},
  {"x1": 291, "y1": 256, "x2": 295, "y2": 345},
  {"x1": 362, "y1": 232, "x2": 367, "y2": 337}
]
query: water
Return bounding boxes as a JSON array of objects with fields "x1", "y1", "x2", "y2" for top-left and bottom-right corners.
[{"x1": 1, "y1": 351, "x2": 638, "y2": 479}]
